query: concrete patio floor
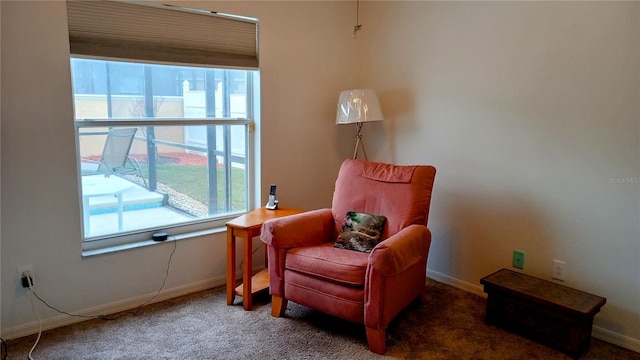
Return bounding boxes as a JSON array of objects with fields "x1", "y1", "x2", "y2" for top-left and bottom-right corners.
[{"x1": 83, "y1": 177, "x2": 196, "y2": 238}]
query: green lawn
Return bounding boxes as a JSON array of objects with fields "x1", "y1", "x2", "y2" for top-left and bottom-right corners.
[{"x1": 147, "y1": 164, "x2": 246, "y2": 211}]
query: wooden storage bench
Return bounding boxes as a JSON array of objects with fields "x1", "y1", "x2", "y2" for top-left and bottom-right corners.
[{"x1": 480, "y1": 268, "x2": 606, "y2": 359}]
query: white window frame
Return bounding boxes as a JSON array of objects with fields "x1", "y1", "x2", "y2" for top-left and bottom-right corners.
[{"x1": 67, "y1": 1, "x2": 260, "y2": 254}]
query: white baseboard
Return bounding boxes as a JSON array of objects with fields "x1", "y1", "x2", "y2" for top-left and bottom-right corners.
[
  {"x1": 592, "y1": 325, "x2": 640, "y2": 353},
  {"x1": 427, "y1": 268, "x2": 486, "y2": 298},
  {"x1": 2, "y1": 275, "x2": 228, "y2": 340},
  {"x1": 426, "y1": 268, "x2": 640, "y2": 354},
  {"x1": 5, "y1": 268, "x2": 640, "y2": 355}
]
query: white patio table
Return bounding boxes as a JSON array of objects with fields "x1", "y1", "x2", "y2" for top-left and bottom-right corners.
[{"x1": 82, "y1": 175, "x2": 134, "y2": 236}]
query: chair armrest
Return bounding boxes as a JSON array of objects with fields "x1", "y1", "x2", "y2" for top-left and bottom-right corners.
[
  {"x1": 126, "y1": 155, "x2": 141, "y2": 168},
  {"x1": 80, "y1": 158, "x2": 108, "y2": 176},
  {"x1": 260, "y1": 208, "x2": 334, "y2": 249},
  {"x1": 364, "y1": 225, "x2": 431, "y2": 330},
  {"x1": 368, "y1": 225, "x2": 431, "y2": 276}
]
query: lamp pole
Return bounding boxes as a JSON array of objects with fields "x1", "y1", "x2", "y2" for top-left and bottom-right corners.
[{"x1": 353, "y1": 122, "x2": 368, "y2": 160}]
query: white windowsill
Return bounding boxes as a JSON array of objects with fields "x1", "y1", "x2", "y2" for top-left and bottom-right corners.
[{"x1": 82, "y1": 226, "x2": 227, "y2": 257}]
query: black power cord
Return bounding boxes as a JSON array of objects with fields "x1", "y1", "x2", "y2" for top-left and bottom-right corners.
[
  {"x1": 33, "y1": 240, "x2": 176, "y2": 321},
  {"x1": 104, "y1": 239, "x2": 177, "y2": 319},
  {"x1": 238, "y1": 242, "x2": 263, "y2": 270},
  {"x1": 12, "y1": 240, "x2": 176, "y2": 359}
]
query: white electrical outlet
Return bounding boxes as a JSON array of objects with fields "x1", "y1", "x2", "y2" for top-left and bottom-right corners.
[
  {"x1": 552, "y1": 259, "x2": 565, "y2": 281},
  {"x1": 17, "y1": 265, "x2": 35, "y2": 284}
]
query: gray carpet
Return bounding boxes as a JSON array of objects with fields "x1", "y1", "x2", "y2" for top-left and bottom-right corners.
[{"x1": 6, "y1": 279, "x2": 640, "y2": 359}]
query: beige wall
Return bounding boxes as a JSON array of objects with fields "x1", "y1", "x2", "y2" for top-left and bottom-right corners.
[
  {"x1": 75, "y1": 96, "x2": 185, "y2": 156},
  {"x1": 2, "y1": 0, "x2": 639, "y2": 352},
  {"x1": 74, "y1": 96, "x2": 184, "y2": 120},
  {"x1": 360, "y1": 1, "x2": 640, "y2": 349},
  {"x1": 1, "y1": 0, "x2": 357, "y2": 337}
]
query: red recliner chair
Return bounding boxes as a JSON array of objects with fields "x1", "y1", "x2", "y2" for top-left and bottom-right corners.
[{"x1": 260, "y1": 158, "x2": 436, "y2": 354}]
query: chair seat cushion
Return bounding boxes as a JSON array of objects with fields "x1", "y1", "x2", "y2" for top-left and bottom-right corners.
[{"x1": 285, "y1": 242, "x2": 369, "y2": 287}]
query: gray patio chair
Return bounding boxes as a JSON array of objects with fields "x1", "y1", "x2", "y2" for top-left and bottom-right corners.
[{"x1": 81, "y1": 128, "x2": 148, "y2": 189}]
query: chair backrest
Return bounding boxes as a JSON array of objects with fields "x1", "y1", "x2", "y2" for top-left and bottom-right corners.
[
  {"x1": 99, "y1": 128, "x2": 137, "y2": 170},
  {"x1": 331, "y1": 158, "x2": 436, "y2": 240}
]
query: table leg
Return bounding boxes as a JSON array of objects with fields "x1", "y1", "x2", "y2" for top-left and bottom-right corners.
[
  {"x1": 243, "y1": 234, "x2": 253, "y2": 310},
  {"x1": 83, "y1": 196, "x2": 90, "y2": 236},
  {"x1": 226, "y1": 228, "x2": 236, "y2": 305},
  {"x1": 116, "y1": 193, "x2": 124, "y2": 231}
]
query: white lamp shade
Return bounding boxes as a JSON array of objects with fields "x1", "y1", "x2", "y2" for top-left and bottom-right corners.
[{"x1": 335, "y1": 89, "x2": 384, "y2": 124}]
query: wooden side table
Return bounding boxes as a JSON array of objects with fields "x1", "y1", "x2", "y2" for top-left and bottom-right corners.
[{"x1": 226, "y1": 207, "x2": 304, "y2": 310}]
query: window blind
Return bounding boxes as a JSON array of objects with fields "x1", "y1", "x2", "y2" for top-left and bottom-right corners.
[{"x1": 66, "y1": 0, "x2": 258, "y2": 69}]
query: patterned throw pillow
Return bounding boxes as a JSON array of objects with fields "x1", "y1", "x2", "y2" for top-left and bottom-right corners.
[{"x1": 334, "y1": 211, "x2": 387, "y2": 253}]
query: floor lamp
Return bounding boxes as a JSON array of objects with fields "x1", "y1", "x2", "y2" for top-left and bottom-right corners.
[{"x1": 335, "y1": 89, "x2": 384, "y2": 160}]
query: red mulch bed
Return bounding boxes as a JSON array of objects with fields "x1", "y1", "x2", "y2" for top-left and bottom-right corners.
[
  {"x1": 133, "y1": 152, "x2": 209, "y2": 166},
  {"x1": 132, "y1": 152, "x2": 207, "y2": 165},
  {"x1": 86, "y1": 152, "x2": 210, "y2": 166}
]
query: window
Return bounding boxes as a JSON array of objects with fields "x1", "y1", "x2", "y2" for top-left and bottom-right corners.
[{"x1": 67, "y1": 1, "x2": 259, "y2": 252}]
